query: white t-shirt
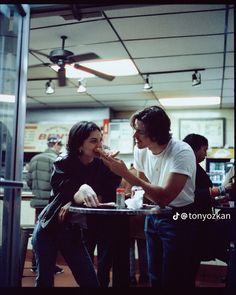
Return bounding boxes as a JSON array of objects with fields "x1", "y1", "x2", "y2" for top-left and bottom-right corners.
[{"x1": 133, "y1": 138, "x2": 196, "y2": 207}]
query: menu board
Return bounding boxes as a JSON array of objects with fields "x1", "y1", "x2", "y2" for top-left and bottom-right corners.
[
  {"x1": 179, "y1": 118, "x2": 225, "y2": 147},
  {"x1": 109, "y1": 122, "x2": 134, "y2": 154}
]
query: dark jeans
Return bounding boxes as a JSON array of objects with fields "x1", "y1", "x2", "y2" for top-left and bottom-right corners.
[
  {"x1": 144, "y1": 214, "x2": 198, "y2": 290},
  {"x1": 32, "y1": 221, "x2": 99, "y2": 287},
  {"x1": 31, "y1": 208, "x2": 44, "y2": 269}
]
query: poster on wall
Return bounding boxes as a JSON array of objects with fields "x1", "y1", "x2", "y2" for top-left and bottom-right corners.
[
  {"x1": 24, "y1": 119, "x2": 106, "y2": 153},
  {"x1": 179, "y1": 118, "x2": 225, "y2": 148},
  {"x1": 109, "y1": 121, "x2": 134, "y2": 154}
]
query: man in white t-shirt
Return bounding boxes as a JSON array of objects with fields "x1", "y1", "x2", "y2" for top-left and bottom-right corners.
[{"x1": 101, "y1": 106, "x2": 198, "y2": 290}]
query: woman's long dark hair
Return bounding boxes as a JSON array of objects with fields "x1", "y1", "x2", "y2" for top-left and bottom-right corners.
[{"x1": 66, "y1": 121, "x2": 101, "y2": 157}]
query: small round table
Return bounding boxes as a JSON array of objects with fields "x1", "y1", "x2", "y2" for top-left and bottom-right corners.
[{"x1": 69, "y1": 205, "x2": 172, "y2": 287}]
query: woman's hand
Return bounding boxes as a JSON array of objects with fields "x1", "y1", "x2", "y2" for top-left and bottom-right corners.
[
  {"x1": 74, "y1": 184, "x2": 100, "y2": 207},
  {"x1": 58, "y1": 201, "x2": 71, "y2": 224}
]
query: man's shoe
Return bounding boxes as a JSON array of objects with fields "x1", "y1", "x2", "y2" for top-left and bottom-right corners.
[{"x1": 54, "y1": 265, "x2": 64, "y2": 275}]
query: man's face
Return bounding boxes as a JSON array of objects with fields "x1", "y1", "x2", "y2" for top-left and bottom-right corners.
[
  {"x1": 133, "y1": 119, "x2": 153, "y2": 149},
  {"x1": 195, "y1": 144, "x2": 208, "y2": 163},
  {"x1": 54, "y1": 142, "x2": 63, "y2": 153}
]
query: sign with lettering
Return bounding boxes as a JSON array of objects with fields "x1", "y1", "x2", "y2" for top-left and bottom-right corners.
[
  {"x1": 24, "y1": 123, "x2": 72, "y2": 152},
  {"x1": 24, "y1": 119, "x2": 108, "y2": 152}
]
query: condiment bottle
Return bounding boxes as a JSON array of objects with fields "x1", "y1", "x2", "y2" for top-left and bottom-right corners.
[{"x1": 116, "y1": 187, "x2": 126, "y2": 209}]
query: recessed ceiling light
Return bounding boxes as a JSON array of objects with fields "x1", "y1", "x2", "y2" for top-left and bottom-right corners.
[
  {"x1": 0, "y1": 94, "x2": 15, "y2": 103},
  {"x1": 51, "y1": 59, "x2": 138, "y2": 79},
  {"x1": 159, "y1": 97, "x2": 220, "y2": 107}
]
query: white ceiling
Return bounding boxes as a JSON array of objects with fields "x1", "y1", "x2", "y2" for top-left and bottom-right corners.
[{"x1": 27, "y1": 3, "x2": 234, "y2": 112}]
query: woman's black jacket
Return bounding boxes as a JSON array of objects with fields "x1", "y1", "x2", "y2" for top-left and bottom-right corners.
[{"x1": 38, "y1": 153, "x2": 121, "y2": 230}]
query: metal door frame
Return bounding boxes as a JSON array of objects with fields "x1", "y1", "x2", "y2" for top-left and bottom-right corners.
[{"x1": 0, "y1": 4, "x2": 30, "y2": 287}]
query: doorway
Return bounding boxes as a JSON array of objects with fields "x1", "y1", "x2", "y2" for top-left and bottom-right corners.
[{"x1": 0, "y1": 4, "x2": 30, "y2": 287}]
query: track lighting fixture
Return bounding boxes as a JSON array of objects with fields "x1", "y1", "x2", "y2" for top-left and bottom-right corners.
[
  {"x1": 77, "y1": 78, "x2": 87, "y2": 93},
  {"x1": 143, "y1": 75, "x2": 152, "y2": 91},
  {"x1": 192, "y1": 70, "x2": 201, "y2": 86},
  {"x1": 45, "y1": 79, "x2": 55, "y2": 94}
]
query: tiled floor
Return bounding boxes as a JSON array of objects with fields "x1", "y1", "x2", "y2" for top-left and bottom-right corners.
[{"x1": 21, "y1": 258, "x2": 227, "y2": 288}]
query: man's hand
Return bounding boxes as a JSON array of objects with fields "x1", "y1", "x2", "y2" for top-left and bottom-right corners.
[{"x1": 99, "y1": 154, "x2": 129, "y2": 177}]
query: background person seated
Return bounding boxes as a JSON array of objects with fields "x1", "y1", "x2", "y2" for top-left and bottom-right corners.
[{"x1": 183, "y1": 134, "x2": 233, "y2": 267}]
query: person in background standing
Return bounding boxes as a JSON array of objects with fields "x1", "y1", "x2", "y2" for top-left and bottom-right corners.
[{"x1": 26, "y1": 135, "x2": 64, "y2": 274}]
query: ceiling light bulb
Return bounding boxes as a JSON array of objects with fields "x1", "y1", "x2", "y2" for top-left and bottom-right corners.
[
  {"x1": 143, "y1": 75, "x2": 152, "y2": 90},
  {"x1": 45, "y1": 80, "x2": 55, "y2": 94},
  {"x1": 192, "y1": 71, "x2": 201, "y2": 86},
  {"x1": 77, "y1": 80, "x2": 87, "y2": 93}
]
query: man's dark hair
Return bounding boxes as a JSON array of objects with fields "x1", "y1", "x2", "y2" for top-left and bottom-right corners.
[
  {"x1": 183, "y1": 133, "x2": 208, "y2": 152},
  {"x1": 130, "y1": 106, "x2": 172, "y2": 144},
  {"x1": 66, "y1": 121, "x2": 101, "y2": 156}
]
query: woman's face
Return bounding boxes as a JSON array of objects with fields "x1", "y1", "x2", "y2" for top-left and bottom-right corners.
[
  {"x1": 79, "y1": 130, "x2": 103, "y2": 160},
  {"x1": 195, "y1": 144, "x2": 208, "y2": 163}
]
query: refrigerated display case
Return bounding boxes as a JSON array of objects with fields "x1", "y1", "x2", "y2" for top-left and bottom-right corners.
[
  {"x1": 206, "y1": 147, "x2": 234, "y2": 186},
  {"x1": 206, "y1": 158, "x2": 231, "y2": 186}
]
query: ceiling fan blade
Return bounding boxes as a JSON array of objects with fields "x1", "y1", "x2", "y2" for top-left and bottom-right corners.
[
  {"x1": 29, "y1": 63, "x2": 51, "y2": 68},
  {"x1": 68, "y1": 53, "x2": 100, "y2": 63},
  {"x1": 73, "y1": 64, "x2": 115, "y2": 81},
  {"x1": 29, "y1": 49, "x2": 50, "y2": 59},
  {"x1": 58, "y1": 67, "x2": 66, "y2": 86}
]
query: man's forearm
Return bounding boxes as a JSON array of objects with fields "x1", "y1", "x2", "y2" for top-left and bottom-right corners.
[{"x1": 122, "y1": 170, "x2": 168, "y2": 206}]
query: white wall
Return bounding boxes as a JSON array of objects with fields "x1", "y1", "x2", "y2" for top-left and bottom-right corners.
[{"x1": 167, "y1": 109, "x2": 234, "y2": 147}]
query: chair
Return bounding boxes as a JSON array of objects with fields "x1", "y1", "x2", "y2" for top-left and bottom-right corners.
[{"x1": 19, "y1": 224, "x2": 35, "y2": 285}]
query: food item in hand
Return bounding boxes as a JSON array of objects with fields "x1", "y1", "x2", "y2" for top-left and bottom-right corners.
[{"x1": 94, "y1": 147, "x2": 119, "y2": 158}]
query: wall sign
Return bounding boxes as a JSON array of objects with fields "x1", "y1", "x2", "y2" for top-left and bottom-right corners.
[
  {"x1": 24, "y1": 119, "x2": 107, "y2": 152},
  {"x1": 24, "y1": 123, "x2": 72, "y2": 152},
  {"x1": 179, "y1": 118, "x2": 225, "y2": 148}
]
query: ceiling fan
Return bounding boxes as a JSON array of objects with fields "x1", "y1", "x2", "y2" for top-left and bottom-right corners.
[{"x1": 29, "y1": 35, "x2": 115, "y2": 86}]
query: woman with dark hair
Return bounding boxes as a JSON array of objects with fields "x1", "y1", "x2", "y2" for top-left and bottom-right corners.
[{"x1": 32, "y1": 121, "x2": 121, "y2": 287}]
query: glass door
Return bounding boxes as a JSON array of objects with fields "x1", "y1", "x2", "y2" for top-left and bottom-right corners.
[{"x1": 0, "y1": 4, "x2": 30, "y2": 287}]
